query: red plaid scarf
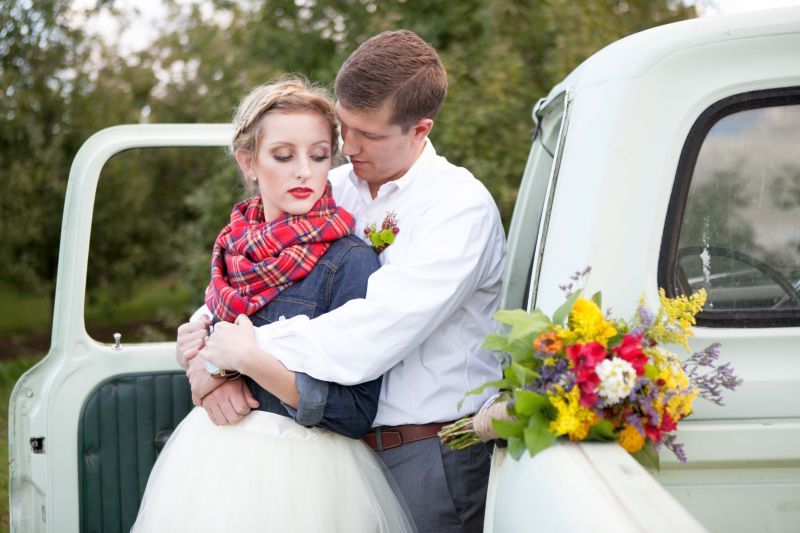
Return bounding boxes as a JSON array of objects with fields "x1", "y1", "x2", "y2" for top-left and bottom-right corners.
[{"x1": 205, "y1": 183, "x2": 354, "y2": 322}]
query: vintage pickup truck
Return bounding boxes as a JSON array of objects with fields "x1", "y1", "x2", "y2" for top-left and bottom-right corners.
[{"x1": 9, "y1": 6, "x2": 800, "y2": 532}]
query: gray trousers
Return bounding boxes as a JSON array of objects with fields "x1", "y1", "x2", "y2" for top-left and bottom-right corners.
[{"x1": 376, "y1": 437, "x2": 493, "y2": 533}]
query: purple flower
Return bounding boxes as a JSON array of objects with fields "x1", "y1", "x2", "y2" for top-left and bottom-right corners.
[
  {"x1": 637, "y1": 304, "x2": 655, "y2": 329},
  {"x1": 536, "y1": 359, "x2": 573, "y2": 395},
  {"x1": 684, "y1": 343, "x2": 742, "y2": 406},
  {"x1": 663, "y1": 434, "x2": 687, "y2": 463}
]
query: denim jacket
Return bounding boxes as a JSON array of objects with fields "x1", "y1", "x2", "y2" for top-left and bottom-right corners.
[{"x1": 245, "y1": 234, "x2": 382, "y2": 439}]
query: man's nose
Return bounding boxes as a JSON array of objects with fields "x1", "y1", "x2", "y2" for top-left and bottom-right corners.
[{"x1": 341, "y1": 128, "x2": 359, "y2": 157}]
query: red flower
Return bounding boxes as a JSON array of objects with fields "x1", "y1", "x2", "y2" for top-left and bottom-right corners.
[
  {"x1": 567, "y1": 342, "x2": 606, "y2": 369},
  {"x1": 660, "y1": 413, "x2": 677, "y2": 433},
  {"x1": 613, "y1": 333, "x2": 648, "y2": 376},
  {"x1": 644, "y1": 413, "x2": 677, "y2": 442},
  {"x1": 578, "y1": 380, "x2": 599, "y2": 408},
  {"x1": 567, "y1": 342, "x2": 606, "y2": 408},
  {"x1": 644, "y1": 422, "x2": 662, "y2": 442}
]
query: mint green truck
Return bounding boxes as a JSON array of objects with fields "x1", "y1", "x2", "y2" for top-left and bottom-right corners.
[{"x1": 9, "y1": 7, "x2": 800, "y2": 532}]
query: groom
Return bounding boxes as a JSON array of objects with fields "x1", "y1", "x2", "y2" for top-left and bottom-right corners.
[{"x1": 180, "y1": 30, "x2": 506, "y2": 533}]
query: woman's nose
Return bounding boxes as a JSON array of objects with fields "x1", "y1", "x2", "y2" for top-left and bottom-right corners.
[{"x1": 296, "y1": 157, "x2": 311, "y2": 180}]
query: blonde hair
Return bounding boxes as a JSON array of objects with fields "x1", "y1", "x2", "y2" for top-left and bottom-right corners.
[{"x1": 231, "y1": 77, "x2": 339, "y2": 187}]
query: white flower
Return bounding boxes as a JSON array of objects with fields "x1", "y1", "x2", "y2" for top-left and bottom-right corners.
[{"x1": 596, "y1": 357, "x2": 637, "y2": 404}]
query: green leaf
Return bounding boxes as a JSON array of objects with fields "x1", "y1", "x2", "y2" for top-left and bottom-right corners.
[
  {"x1": 591, "y1": 291, "x2": 602, "y2": 309},
  {"x1": 523, "y1": 421, "x2": 556, "y2": 457},
  {"x1": 494, "y1": 309, "x2": 552, "y2": 340},
  {"x1": 508, "y1": 342, "x2": 536, "y2": 363},
  {"x1": 492, "y1": 418, "x2": 525, "y2": 440},
  {"x1": 502, "y1": 365, "x2": 521, "y2": 388},
  {"x1": 587, "y1": 419, "x2": 618, "y2": 442},
  {"x1": 482, "y1": 333, "x2": 535, "y2": 364},
  {"x1": 482, "y1": 333, "x2": 512, "y2": 351},
  {"x1": 512, "y1": 389, "x2": 548, "y2": 416},
  {"x1": 509, "y1": 362, "x2": 538, "y2": 387},
  {"x1": 460, "y1": 378, "x2": 510, "y2": 402},
  {"x1": 378, "y1": 229, "x2": 395, "y2": 245},
  {"x1": 552, "y1": 289, "x2": 582, "y2": 326},
  {"x1": 631, "y1": 441, "x2": 660, "y2": 472},
  {"x1": 644, "y1": 363, "x2": 659, "y2": 380},
  {"x1": 507, "y1": 435, "x2": 526, "y2": 460}
]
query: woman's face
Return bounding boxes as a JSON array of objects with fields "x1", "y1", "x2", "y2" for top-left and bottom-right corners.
[{"x1": 237, "y1": 111, "x2": 333, "y2": 221}]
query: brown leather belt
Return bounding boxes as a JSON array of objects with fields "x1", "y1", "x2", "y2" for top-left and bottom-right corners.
[{"x1": 363, "y1": 422, "x2": 449, "y2": 451}]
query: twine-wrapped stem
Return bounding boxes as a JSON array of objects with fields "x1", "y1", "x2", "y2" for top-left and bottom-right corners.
[{"x1": 438, "y1": 400, "x2": 515, "y2": 450}]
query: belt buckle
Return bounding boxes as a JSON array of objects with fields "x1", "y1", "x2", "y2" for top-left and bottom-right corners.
[{"x1": 370, "y1": 428, "x2": 403, "y2": 451}]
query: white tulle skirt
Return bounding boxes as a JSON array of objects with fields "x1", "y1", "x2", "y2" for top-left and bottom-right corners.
[{"x1": 132, "y1": 407, "x2": 416, "y2": 533}]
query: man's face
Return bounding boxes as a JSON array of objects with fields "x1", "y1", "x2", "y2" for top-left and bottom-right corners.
[{"x1": 335, "y1": 102, "x2": 429, "y2": 196}]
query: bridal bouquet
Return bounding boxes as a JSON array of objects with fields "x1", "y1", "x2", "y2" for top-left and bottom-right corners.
[{"x1": 439, "y1": 270, "x2": 741, "y2": 465}]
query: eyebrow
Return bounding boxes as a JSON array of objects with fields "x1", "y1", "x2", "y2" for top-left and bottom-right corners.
[{"x1": 266, "y1": 140, "x2": 332, "y2": 148}]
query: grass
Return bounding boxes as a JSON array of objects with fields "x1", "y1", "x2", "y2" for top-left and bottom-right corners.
[
  {"x1": 0, "y1": 285, "x2": 51, "y2": 338},
  {"x1": 1, "y1": 355, "x2": 41, "y2": 532},
  {"x1": 0, "y1": 278, "x2": 200, "y2": 358},
  {"x1": 84, "y1": 277, "x2": 196, "y2": 328}
]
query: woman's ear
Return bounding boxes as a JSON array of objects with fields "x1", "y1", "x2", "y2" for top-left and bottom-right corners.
[{"x1": 234, "y1": 148, "x2": 254, "y2": 178}]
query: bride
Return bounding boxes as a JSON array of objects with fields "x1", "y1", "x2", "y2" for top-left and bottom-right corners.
[{"x1": 132, "y1": 77, "x2": 415, "y2": 533}]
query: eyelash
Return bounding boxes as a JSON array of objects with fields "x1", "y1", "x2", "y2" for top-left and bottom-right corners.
[{"x1": 273, "y1": 154, "x2": 330, "y2": 162}]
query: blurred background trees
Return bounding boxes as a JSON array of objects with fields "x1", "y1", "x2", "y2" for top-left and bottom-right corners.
[{"x1": 0, "y1": 0, "x2": 697, "y2": 352}]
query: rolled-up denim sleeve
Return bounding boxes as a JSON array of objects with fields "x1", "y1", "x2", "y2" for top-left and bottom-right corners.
[
  {"x1": 285, "y1": 239, "x2": 383, "y2": 438},
  {"x1": 284, "y1": 372, "x2": 329, "y2": 426}
]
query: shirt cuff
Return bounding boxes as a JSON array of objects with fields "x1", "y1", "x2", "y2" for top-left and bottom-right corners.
[
  {"x1": 254, "y1": 315, "x2": 316, "y2": 373},
  {"x1": 190, "y1": 305, "x2": 212, "y2": 323},
  {"x1": 283, "y1": 372, "x2": 329, "y2": 427}
]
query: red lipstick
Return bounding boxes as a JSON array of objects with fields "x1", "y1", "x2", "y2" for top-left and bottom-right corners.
[{"x1": 289, "y1": 187, "x2": 313, "y2": 199}]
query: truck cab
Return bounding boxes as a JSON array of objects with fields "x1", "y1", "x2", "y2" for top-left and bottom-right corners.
[{"x1": 9, "y1": 7, "x2": 800, "y2": 532}]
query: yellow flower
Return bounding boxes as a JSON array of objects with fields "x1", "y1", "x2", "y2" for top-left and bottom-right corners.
[
  {"x1": 618, "y1": 424, "x2": 645, "y2": 453},
  {"x1": 654, "y1": 358, "x2": 697, "y2": 420},
  {"x1": 561, "y1": 298, "x2": 618, "y2": 347},
  {"x1": 651, "y1": 289, "x2": 707, "y2": 351},
  {"x1": 548, "y1": 386, "x2": 599, "y2": 441},
  {"x1": 666, "y1": 389, "x2": 697, "y2": 420}
]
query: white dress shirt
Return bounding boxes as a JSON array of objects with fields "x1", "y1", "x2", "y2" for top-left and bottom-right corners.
[{"x1": 250, "y1": 141, "x2": 506, "y2": 426}]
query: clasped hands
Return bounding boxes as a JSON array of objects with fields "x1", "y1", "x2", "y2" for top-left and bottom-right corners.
[{"x1": 177, "y1": 315, "x2": 261, "y2": 426}]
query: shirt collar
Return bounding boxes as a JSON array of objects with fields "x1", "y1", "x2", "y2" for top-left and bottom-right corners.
[{"x1": 348, "y1": 140, "x2": 437, "y2": 200}]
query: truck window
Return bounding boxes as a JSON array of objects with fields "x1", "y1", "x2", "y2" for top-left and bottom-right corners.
[
  {"x1": 86, "y1": 146, "x2": 235, "y2": 343},
  {"x1": 503, "y1": 91, "x2": 569, "y2": 311},
  {"x1": 661, "y1": 88, "x2": 800, "y2": 327}
]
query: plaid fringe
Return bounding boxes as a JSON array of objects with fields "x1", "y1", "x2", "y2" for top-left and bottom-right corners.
[{"x1": 205, "y1": 183, "x2": 354, "y2": 322}]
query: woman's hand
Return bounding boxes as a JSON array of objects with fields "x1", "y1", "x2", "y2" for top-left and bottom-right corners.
[
  {"x1": 176, "y1": 317, "x2": 211, "y2": 369},
  {"x1": 201, "y1": 314, "x2": 260, "y2": 372}
]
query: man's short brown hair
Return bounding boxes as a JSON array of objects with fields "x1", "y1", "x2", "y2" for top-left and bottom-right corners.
[{"x1": 335, "y1": 29, "x2": 448, "y2": 131}]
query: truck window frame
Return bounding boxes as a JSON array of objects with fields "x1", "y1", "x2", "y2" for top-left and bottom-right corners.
[
  {"x1": 659, "y1": 86, "x2": 800, "y2": 328},
  {"x1": 503, "y1": 89, "x2": 572, "y2": 312}
]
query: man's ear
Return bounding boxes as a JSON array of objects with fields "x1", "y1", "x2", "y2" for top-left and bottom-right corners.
[
  {"x1": 234, "y1": 148, "x2": 254, "y2": 178},
  {"x1": 411, "y1": 118, "x2": 434, "y2": 142}
]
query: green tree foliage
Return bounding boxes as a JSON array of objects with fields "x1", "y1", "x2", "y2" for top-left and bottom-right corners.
[{"x1": 1, "y1": 0, "x2": 697, "y2": 312}]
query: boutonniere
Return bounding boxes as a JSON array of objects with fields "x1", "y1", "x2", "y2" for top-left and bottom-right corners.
[{"x1": 364, "y1": 211, "x2": 399, "y2": 253}]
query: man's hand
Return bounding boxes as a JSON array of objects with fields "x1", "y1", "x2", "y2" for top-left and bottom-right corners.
[
  {"x1": 201, "y1": 315, "x2": 259, "y2": 372},
  {"x1": 202, "y1": 379, "x2": 260, "y2": 426},
  {"x1": 186, "y1": 353, "x2": 226, "y2": 405},
  {"x1": 176, "y1": 317, "x2": 211, "y2": 369}
]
